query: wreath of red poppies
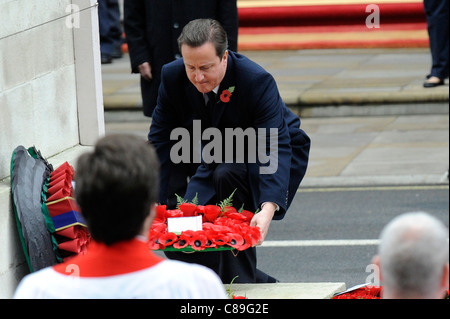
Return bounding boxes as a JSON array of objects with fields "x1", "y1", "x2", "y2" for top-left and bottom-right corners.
[
  {"x1": 333, "y1": 285, "x2": 449, "y2": 299},
  {"x1": 332, "y1": 285, "x2": 382, "y2": 299},
  {"x1": 148, "y1": 193, "x2": 261, "y2": 252}
]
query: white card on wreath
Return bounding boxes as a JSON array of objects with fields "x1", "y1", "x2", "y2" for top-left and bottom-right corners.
[{"x1": 167, "y1": 215, "x2": 203, "y2": 235}]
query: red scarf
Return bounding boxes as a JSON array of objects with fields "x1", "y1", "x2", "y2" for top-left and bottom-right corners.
[{"x1": 53, "y1": 238, "x2": 163, "y2": 277}]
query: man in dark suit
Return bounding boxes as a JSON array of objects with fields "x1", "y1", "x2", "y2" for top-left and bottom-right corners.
[
  {"x1": 149, "y1": 19, "x2": 310, "y2": 283},
  {"x1": 124, "y1": 0, "x2": 238, "y2": 117}
]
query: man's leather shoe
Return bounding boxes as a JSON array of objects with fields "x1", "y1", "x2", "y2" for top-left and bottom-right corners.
[
  {"x1": 101, "y1": 53, "x2": 113, "y2": 64},
  {"x1": 423, "y1": 77, "x2": 444, "y2": 88}
]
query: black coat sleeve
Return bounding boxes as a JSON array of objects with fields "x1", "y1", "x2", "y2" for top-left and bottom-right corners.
[
  {"x1": 217, "y1": 0, "x2": 239, "y2": 51},
  {"x1": 123, "y1": 0, "x2": 151, "y2": 73}
]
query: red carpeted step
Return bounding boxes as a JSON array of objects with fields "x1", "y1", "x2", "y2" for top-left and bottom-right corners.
[
  {"x1": 237, "y1": 2, "x2": 428, "y2": 50},
  {"x1": 238, "y1": 3, "x2": 426, "y2": 27}
]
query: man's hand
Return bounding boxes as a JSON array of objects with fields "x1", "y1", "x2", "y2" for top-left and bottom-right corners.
[
  {"x1": 250, "y1": 203, "x2": 276, "y2": 246},
  {"x1": 138, "y1": 62, "x2": 153, "y2": 81}
]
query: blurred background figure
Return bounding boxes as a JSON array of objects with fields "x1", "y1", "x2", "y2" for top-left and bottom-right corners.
[
  {"x1": 123, "y1": 0, "x2": 238, "y2": 117},
  {"x1": 14, "y1": 135, "x2": 227, "y2": 299},
  {"x1": 423, "y1": 0, "x2": 449, "y2": 87},
  {"x1": 372, "y1": 212, "x2": 449, "y2": 299},
  {"x1": 98, "y1": 0, "x2": 123, "y2": 64}
]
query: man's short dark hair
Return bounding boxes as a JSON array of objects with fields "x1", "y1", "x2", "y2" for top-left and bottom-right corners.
[
  {"x1": 178, "y1": 18, "x2": 228, "y2": 58},
  {"x1": 75, "y1": 134, "x2": 159, "y2": 245}
]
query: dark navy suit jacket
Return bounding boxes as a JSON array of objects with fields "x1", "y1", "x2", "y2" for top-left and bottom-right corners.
[{"x1": 149, "y1": 51, "x2": 310, "y2": 220}]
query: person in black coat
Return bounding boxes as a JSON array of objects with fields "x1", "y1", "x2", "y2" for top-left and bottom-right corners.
[
  {"x1": 98, "y1": 0, "x2": 123, "y2": 64},
  {"x1": 123, "y1": 0, "x2": 238, "y2": 117},
  {"x1": 149, "y1": 19, "x2": 310, "y2": 283},
  {"x1": 423, "y1": 0, "x2": 449, "y2": 88}
]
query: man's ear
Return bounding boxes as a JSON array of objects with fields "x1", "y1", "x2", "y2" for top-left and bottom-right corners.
[
  {"x1": 222, "y1": 50, "x2": 228, "y2": 61},
  {"x1": 439, "y1": 262, "x2": 449, "y2": 291}
]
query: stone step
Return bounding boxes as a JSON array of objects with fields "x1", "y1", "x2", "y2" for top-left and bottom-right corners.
[{"x1": 225, "y1": 282, "x2": 346, "y2": 299}]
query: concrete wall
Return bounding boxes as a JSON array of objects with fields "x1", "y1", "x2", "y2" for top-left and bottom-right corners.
[{"x1": 0, "y1": 0, "x2": 104, "y2": 298}]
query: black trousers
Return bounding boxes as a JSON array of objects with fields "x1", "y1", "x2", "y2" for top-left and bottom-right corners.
[
  {"x1": 165, "y1": 163, "x2": 277, "y2": 283},
  {"x1": 424, "y1": 0, "x2": 449, "y2": 79},
  {"x1": 98, "y1": 0, "x2": 122, "y2": 56}
]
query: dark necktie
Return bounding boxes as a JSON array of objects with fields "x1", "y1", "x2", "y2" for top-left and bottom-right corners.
[{"x1": 204, "y1": 91, "x2": 216, "y2": 127}]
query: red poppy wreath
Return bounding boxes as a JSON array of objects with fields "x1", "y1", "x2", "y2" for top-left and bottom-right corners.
[{"x1": 148, "y1": 190, "x2": 261, "y2": 252}]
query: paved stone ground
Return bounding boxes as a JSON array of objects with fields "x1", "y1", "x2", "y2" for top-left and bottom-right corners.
[{"x1": 102, "y1": 49, "x2": 449, "y2": 115}]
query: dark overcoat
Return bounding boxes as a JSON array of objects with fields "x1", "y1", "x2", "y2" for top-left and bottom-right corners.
[
  {"x1": 149, "y1": 51, "x2": 311, "y2": 220},
  {"x1": 124, "y1": 0, "x2": 238, "y2": 116}
]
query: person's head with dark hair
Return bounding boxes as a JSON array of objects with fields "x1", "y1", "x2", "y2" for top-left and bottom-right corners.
[
  {"x1": 178, "y1": 18, "x2": 228, "y2": 58},
  {"x1": 75, "y1": 134, "x2": 160, "y2": 246},
  {"x1": 177, "y1": 19, "x2": 229, "y2": 94}
]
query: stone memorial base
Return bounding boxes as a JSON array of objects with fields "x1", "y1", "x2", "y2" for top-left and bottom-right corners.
[{"x1": 226, "y1": 282, "x2": 346, "y2": 299}]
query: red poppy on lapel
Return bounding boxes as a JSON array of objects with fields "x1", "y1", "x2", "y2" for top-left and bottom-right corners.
[{"x1": 220, "y1": 86, "x2": 235, "y2": 103}]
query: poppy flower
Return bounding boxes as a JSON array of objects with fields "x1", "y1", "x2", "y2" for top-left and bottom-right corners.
[
  {"x1": 211, "y1": 224, "x2": 229, "y2": 232},
  {"x1": 220, "y1": 90, "x2": 231, "y2": 103},
  {"x1": 227, "y1": 233, "x2": 245, "y2": 250},
  {"x1": 148, "y1": 236, "x2": 162, "y2": 250},
  {"x1": 214, "y1": 233, "x2": 229, "y2": 246},
  {"x1": 159, "y1": 232, "x2": 178, "y2": 248},
  {"x1": 195, "y1": 205, "x2": 206, "y2": 215},
  {"x1": 148, "y1": 240, "x2": 160, "y2": 250},
  {"x1": 332, "y1": 286, "x2": 382, "y2": 299},
  {"x1": 241, "y1": 210, "x2": 254, "y2": 223},
  {"x1": 214, "y1": 216, "x2": 232, "y2": 226},
  {"x1": 201, "y1": 222, "x2": 214, "y2": 230},
  {"x1": 222, "y1": 206, "x2": 237, "y2": 214},
  {"x1": 150, "y1": 222, "x2": 167, "y2": 233},
  {"x1": 194, "y1": 205, "x2": 206, "y2": 222},
  {"x1": 189, "y1": 231, "x2": 208, "y2": 251},
  {"x1": 203, "y1": 230, "x2": 217, "y2": 248},
  {"x1": 179, "y1": 203, "x2": 197, "y2": 217},
  {"x1": 155, "y1": 205, "x2": 167, "y2": 222},
  {"x1": 238, "y1": 232, "x2": 253, "y2": 251},
  {"x1": 166, "y1": 209, "x2": 184, "y2": 218},
  {"x1": 173, "y1": 231, "x2": 192, "y2": 249},
  {"x1": 219, "y1": 86, "x2": 234, "y2": 103},
  {"x1": 203, "y1": 205, "x2": 221, "y2": 222},
  {"x1": 223, "y1": 212, "x2": 248, "y2": 222},
  {"x1": 247, "y1": 226, "x2": 262, "y2": 246}
]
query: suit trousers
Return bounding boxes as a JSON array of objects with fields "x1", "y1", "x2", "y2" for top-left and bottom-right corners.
[
  {"x1": 98, "y1": 0, "x2": 122, "y2": 56},
  {"x1": 165, "y1": 163, "x2": 277, "y2": 283},
  {"x1": 424, "y1": 0, "x2": 449, "y2": 79}
]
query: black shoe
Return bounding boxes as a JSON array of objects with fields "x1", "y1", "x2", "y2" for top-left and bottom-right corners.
[
  {"x1": 423, "y1": 77, "x2": 444, "y2": 88},
  {"x1": 101, "y1": 53, "x2": 113, "y2": 64},
  {"x1": 111, "y1": 45, "x2": 123, "y2": 59}
]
